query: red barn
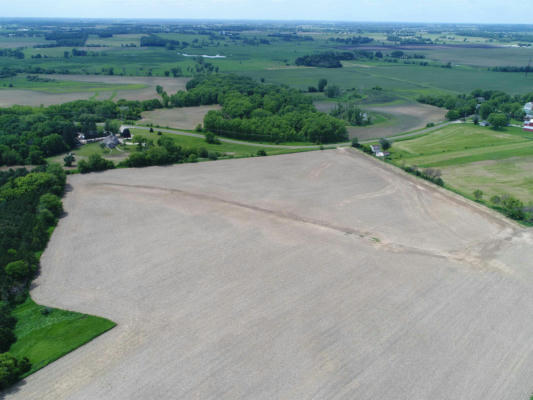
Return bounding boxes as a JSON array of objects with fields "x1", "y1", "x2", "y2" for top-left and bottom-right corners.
[{"x1": 524, "y1": 119, "x2": 533, "y2": 132}]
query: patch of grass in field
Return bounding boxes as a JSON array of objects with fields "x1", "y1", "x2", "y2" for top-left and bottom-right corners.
[{"x1": 9, "y1": 298, "x2": 115, "y2": 376}]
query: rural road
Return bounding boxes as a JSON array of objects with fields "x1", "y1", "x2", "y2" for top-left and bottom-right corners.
[
  {"x1": 6, "y1": 149, "x2": 533, "y2": 400},
  {"x1": 126, "y1": 120, "x2": 454, "y2": 149}
]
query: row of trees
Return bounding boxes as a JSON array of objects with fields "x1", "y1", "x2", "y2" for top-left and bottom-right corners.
[
  {"x1": 0, "y1": 164, "x2": 66, "y2": 389},
  {"x1": 417, "y1": 89, "x2": 533, "y2": 122},
  {"x1": 295, "y1": 51, "x2": 356, "y2": 68},
  {"x1": 473, "y1": 190, "x2": 532, "y2": 223}
]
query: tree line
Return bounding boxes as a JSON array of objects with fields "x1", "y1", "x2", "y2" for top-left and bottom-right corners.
[
  {"x1": 417, "y1": 89, "x2": 533, "y2": 122},
  {"x1": 0, "y1": 164, "x2": 66, "y2": 389}
]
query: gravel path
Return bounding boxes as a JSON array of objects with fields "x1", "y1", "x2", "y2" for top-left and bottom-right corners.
[{"x1": 5, "y1": 149, "x2": 533, "y2": 400}]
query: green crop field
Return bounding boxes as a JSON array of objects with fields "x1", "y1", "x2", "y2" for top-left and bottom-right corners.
[
  {"x1": 0, "y1": 75, "x2": 146, "y2": 93},
  {"x1": 388, "y1": 123, "x2": 533, "y2": 203},
  {"x1": 9, "y1": 298, "x2": 115, "y2": 376}
]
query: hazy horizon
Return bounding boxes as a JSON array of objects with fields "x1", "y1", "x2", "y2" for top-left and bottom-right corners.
[{"x1": 1, "y1": 0, "x2": 531, "y2": 25}]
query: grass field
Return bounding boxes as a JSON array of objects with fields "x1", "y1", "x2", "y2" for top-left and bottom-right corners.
[
  {"x1": 129, "y1": 128, "x2": 318, "y2": 156},
  {"x1": 388, "y1": 123, "x2": 533, "y2": 203},
  {"x1": 9, "y1": 298, "x2": 115, "y2": 376}
]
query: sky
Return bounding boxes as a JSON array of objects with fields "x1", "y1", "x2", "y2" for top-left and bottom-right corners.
[{"x1": 1, "y1": 0, "x2": 531, "y2": 24}]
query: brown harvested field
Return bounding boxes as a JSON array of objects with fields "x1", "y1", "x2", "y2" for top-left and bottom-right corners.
[
  {"x1": 316, "y1": 102, "x2": 446, "y2": 140},
  {"x1": 6, "y1": 149, "x2": 533, "y2": 400},
  {"x1": 139, "y1": 105, "x2": 221, "y2": 130},
  {"x1": 0, "y1": 75, "x2": 188, "y2": 107}
]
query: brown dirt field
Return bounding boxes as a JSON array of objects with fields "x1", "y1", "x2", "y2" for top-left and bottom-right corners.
[
  {"x1": 139, "y1": 105, "x2": 221, "y2": 130},
  {"x1": 5, "y1": 149, "x2": 533, "y2": 400}
]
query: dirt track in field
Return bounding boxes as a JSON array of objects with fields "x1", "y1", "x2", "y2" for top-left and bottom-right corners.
[{"x1": 5, "y1": 149, "x2": 533, "y2": 400}]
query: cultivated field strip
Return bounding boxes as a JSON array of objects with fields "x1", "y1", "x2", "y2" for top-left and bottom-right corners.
[{"x1": 6, "y1": 150, "x2": 533, "y2": 400}]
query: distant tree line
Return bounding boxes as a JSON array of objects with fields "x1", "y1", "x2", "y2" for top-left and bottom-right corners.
[
  {"x1": 0, "y1": 48, "x2": 24, "y2": 59},
  {"x1": 417, "y1": 89, "x2": 533, "y2": 122},
  {"x1": 490, "y1": 65, "x2": 533, "y2": 73},
  {"x1": 327, "y1": 36, "x2": 373, "y2": 45},
  {"x1": 0, "y1": 164, "x2": 67, "y2": 389},
  {"x1": 295, "y1": 51, "x2": 356, "y2": 68}
]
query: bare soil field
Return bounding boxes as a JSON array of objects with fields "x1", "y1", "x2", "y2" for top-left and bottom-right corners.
[
  {"x1": 6, "y1": 150, "x2": 533, "y2": 400},
  {"x1": 139, "y1": 105, "x2": 221, "y2": 130},
  {"x1": 0, "y1": 75, "x2": 188, "y2": 107}
]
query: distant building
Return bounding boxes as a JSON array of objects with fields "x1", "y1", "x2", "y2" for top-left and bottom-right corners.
[
  {"x1": 120, "y1": 126, "x2": 131, "y2": 138},
  {"x1": 103, "y1": 134, "x2": 120, "y2": 149},
  {"x1": 370, "y1": 145, "x2": 381, "y2": 154},
  {"x1": 524, "y1": 119, "x2": 533, "y2": 132}
]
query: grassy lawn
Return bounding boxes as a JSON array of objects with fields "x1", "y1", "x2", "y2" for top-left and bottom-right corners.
[
  {"x1": 130, "y1": 129, "x2": 320, "y2": 157},
  {"x1": 9, "y1": 298, "x2": 115, "y2": 376},
  {"x1": 388, "y1": 123, "x2": 533, "y2": 203}
]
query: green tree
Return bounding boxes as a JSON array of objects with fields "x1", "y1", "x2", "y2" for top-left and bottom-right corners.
[
  {"x1": 318, "y1": 79, "x2": 328, "y2": 92},
  {"x1": 473, "y1": 189, "x2": 484, "y2": 201},
  {"x1": 5, "y1": 260, "x2": 30, "y2": 282},
  {"x1": 64, "y1": 153, "x2": 75, "y2": 167},
  {"x1": 39, "y1": 193, "x2": 63, "y2": 218},
  {"x1": 0, "y1": 354, "x2": 31, "y2": 390},
  {"x1": 379, "y1": 138, "x2": 391, "y2": 150},
  {"x1": 326, "y1": 85, "x2": 341, "y2": 98},
  {"x1": 487, "y1": 113, "x2": 509, "y2": 129}
]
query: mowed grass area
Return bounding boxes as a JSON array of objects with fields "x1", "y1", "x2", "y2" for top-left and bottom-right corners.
[
  {"x1": 389, "y1": 123, "x2": 533, "y2": 203},
  {"x1": 9, "y1": 298, "x2": 115, "y2": 376},
  {"x1": 130, "y1": 128, "x2": 319, "y2": 156},
  {"x1": 47, "y1": 142, "x2": 129, "y2": 165}
]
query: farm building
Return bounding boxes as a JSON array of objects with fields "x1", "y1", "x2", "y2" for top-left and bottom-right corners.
[
  {"x1": 120, "y1": 126, "x2": 132, "y2": 138},
  {"x1": 370, "y1": 145, "x2": 381, "y2": 153},
  {"x1": 103, "y1": 134, "x2": 120, "y2": 149},
  {"x1": 524, "y1": 119, "x2": 533, "y2": 132}
]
